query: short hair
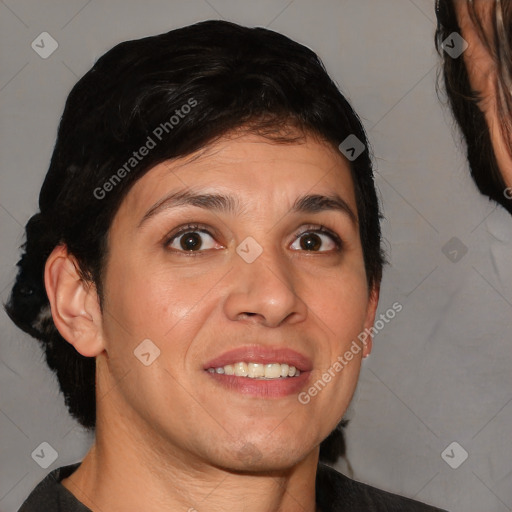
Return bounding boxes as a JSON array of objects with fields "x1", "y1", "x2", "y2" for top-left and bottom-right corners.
[
  {"x1": 4, "y1": 20, "x2": 385, "y2": 464},
  {"x1": 435, "y1": 0, "x2": 512, "y2": 215}
]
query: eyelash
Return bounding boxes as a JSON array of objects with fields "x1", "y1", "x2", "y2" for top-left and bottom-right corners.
[{"x1": 164, "y1": 222, "x2": 343, "y2": 255}]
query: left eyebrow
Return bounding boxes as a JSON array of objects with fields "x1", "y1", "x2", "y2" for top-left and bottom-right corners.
[
  {"x1": 137, "y1": 189, "x2": 358, "y2": 228},
  {"x1": 291, "y1": 193, "x2": 358, "y2": 226}
]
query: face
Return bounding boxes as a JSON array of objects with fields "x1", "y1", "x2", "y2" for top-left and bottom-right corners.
[{"x1": 96, "y1": 131, "x2": 378, "y2": 472}]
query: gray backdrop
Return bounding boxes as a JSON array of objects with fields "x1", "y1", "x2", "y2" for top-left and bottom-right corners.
[{"x1": 1, "y1": 1, "x2": 511, "y2": 511}]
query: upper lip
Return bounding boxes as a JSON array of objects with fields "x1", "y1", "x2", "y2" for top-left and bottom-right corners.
[{"x1": 203, "y1": 345, "x2": 313, "y2": 372}]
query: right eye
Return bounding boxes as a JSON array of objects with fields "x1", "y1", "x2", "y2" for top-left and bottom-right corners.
[{"x1": 165, "y1": 223, "x2": 220, "y2": 254}]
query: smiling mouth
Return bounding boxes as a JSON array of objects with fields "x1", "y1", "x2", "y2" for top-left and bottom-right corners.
[{"x1": 206, "y1": 362, "x2": 301, "y2": 379}]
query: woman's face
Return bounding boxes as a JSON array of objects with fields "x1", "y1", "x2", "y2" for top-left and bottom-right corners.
[{"x1": 96, "y1": 131, "x2": 378, "y2": 471}]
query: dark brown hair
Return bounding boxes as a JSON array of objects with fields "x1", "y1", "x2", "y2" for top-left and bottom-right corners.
[{"x1": 435, "y1": 0, "x2": 512, "y2": 215}]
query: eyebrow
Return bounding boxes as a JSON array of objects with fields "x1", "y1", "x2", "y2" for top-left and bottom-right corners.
[{"x1": 137, "y1": 188, "x2": 358, "y2": 228}]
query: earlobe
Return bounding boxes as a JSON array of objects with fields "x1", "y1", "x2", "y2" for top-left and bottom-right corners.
[
  {"x1": 362, "y1": 285, "x2": 380, "y2": 358},
  {"x1": 44, "y1": 245, "x2": 105, "y2": 357}
]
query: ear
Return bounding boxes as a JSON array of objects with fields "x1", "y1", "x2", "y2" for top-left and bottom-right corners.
[
  {"x1": 361, "y1": 284, "x2": 380, "y2": 358},
  {"x1": 44, "y1": 245, "x2": 105, "y2": 357}
]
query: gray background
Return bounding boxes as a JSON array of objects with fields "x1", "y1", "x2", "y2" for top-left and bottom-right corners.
[{"x1": 1, "y1": 1, "x2": 511, "y2": 511}]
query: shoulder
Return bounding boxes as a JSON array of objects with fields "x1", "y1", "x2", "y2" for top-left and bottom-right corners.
[
  {"x1": 17, "y1": 463, "x2": 91, "y2": 512},
  {"x1": 316, "y1": 463, "x2": 449, "y2": 512}
]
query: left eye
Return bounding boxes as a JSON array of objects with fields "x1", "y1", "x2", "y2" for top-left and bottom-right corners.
[{"x1": 290, "y1": 229, "x2": 340, "y2": 252}]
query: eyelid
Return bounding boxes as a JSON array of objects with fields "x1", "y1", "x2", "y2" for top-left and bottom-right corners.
[{"x1": 166, "y1": 223, "x2": 212, "y2": 238}]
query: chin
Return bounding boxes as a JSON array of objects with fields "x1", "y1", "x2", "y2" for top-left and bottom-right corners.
[{"x1": 215, "y1": 440, "x2": 311, "y2": 474}]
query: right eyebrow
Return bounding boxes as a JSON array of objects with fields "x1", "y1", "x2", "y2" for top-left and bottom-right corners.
[{"x1": 138, "y1": 189, "x2": 241, "y2": 228}]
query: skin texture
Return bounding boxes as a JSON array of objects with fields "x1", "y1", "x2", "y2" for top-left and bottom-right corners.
[
  {"x1": 454, "y1": 0, "x2": 512, "y2": 189},
  {"x1": 45, "y1": 131, "x2": 379, "y2": 512}
]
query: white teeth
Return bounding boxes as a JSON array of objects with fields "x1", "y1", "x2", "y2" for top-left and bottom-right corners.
[
  {"x1": 265, "y1": 363, "x2": 281, "y2": 378},
  {"x1": 207, "y1": 362, "x2": 302, "y2": 379},
  {"x1": 234, "y1": 362, "x2": 248, "y2": 377},
  {"x1": 247, "y1": 363, "x2": 265, "y2": 378}
]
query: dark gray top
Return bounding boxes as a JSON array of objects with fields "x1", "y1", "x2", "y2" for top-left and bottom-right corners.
[{"x1": 18, "y1": 462, "x2": 448, "y2": 511}]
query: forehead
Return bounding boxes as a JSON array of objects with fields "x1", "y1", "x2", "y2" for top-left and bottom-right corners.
[{"x1": 117, "y1": 131, "x2": 358, "y2": 221}]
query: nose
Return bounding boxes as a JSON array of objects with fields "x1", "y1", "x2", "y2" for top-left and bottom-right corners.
[{"x1": 223, "y1": 245, "x2": 308, "y2": 328}]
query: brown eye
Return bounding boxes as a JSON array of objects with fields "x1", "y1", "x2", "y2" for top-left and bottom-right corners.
[
  {"x1": 178, "y1": 232, "x2": 203, "y2": 251},
  {"x1": 166, "y1": 224, "x2": 218, "y2": 253},
  {"x1": 299, "y1": 233, "x2": 322, "y2": 251},
  {"x1": 290, "y1": 225, "x2": 342, "y2": 252}
]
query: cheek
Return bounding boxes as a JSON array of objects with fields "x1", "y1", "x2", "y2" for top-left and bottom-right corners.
[
  {"x1": 310, "y1": 264, "x2": 370, "y2": 335},
  {"x1": 102, "y1": 255, "x2": 194, "y2": 334},
  {"x1": 100, "y1": 252, "x2": 223, "y2": 373}
]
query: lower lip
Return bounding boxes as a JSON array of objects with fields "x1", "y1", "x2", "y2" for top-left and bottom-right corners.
[{"x1": 205, "y1": 371, "x2": 311, "y2": 398}]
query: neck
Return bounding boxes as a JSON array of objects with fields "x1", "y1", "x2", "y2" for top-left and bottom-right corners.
[{"x1": 62, "y1": 409, "x2": 320, "y2": 512}]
